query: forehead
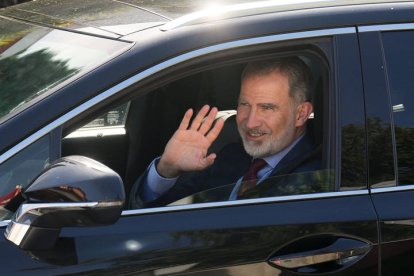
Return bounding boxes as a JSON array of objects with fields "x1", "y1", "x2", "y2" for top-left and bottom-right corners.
[{"x1": 239, "y1": 71, "x2": 290, "y2": 101}]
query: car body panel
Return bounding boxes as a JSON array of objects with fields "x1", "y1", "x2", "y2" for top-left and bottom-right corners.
[{"x1": 0, "y1": 193, "x2": 378, "y2": 274}]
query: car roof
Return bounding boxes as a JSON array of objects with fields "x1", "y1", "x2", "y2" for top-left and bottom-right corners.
[
  {"x1": 2, "y1": 0, "x2": 412, "y2": 39},
  {"x1": 161, "y1": 0, "x2": 414, "y2": 30}
]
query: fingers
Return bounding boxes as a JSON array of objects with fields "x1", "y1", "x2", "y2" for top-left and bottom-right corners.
[
  {"x1": 206, "y1": 117, "x2": 224, "y2": 142},
  {"x1": 198, "y1": 107, "x2": 218, "y2": 135},
  {"x1": 180, "y1": 106, "x2": 223, "y2": 142},
  {"x1": 178, "y1": 108, "x2": 193, "y2": 130},
  {"x1": 189, "y1": 105, "x2": 210, "y2": 130}
]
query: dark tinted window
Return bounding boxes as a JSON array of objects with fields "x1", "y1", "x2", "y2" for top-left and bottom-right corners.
[
  {"x1": 0, "y1": 136, "x2": 49, "y2": 220},
  {"x1": 383, "y1": 31, "x2": 414, "y2": 185}
]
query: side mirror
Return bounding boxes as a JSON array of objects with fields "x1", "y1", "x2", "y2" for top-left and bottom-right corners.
[{"x1": 4, "y1": 156, "x2": 125, "y2": 250}]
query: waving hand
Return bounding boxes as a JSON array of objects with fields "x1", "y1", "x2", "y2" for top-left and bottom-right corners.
[{"x1": 157, "y1": 105, "x2": 225, "y2": 178}]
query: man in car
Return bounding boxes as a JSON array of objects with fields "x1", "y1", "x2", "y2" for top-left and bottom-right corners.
[{"x1": 129, "y1": 57, "x2": 321, "y2": 208}]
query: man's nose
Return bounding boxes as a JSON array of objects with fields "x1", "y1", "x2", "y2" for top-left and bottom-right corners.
[{"x1": 245, "y1": 109, "x2": 261, "y2": 129}]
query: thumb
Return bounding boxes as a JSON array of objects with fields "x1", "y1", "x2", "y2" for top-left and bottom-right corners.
[{"x1": 202, "y1": 153, "x2": 217, "y2": 167}]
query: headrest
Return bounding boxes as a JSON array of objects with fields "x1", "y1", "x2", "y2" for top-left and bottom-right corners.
[{"x1": 209, "y1": 110, "x2": 240, "y2": 154}]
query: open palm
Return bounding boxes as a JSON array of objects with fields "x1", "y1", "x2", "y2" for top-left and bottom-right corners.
[{"x1": 157, "y1": 105, "x2": 224, "y2": 178}]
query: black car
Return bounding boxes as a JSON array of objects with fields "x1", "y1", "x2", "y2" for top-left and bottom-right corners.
[{"x1": 1, "y1": 0, "x2": 414, "y2": 274}]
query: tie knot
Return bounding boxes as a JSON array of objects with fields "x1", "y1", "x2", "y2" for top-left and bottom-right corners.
[{"x1": 243, "y1": 158, "x2": 267, "y2": 181}]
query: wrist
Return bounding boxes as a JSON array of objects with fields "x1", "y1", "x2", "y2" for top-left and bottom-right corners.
[{"x1": 157, "y1": 158, "x2": 180, "y2": 178}]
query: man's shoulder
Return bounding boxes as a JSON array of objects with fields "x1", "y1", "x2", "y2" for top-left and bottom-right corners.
[{"x1": 271, "y1": 133, "x2": 322, "y2": 176}]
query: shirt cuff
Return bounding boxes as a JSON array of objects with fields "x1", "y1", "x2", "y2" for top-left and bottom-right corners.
[{"x1": 146, "y1": 157, "x2": 179, "y2": 197}]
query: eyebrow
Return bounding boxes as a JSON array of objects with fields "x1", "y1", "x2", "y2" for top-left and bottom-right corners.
[{"x1": 259, "y1": 103, "x2": 278, "y2": 109}]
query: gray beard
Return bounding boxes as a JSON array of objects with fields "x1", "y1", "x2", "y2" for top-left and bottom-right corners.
[{"x1": 238, "y1": 125, "x2": 296, "y2": 158}]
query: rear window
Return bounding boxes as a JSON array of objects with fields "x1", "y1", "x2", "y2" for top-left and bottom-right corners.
[
  {"x1": 0, "y1": 17, "x2": 131, "y2": 122},
  {"x1": 382, "y1": 30, "x2": 414, "y2": 186}
]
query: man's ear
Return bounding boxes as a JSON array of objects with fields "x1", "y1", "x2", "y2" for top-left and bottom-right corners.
[{"x1": 295, "y1": 102, "x2": 313, "y2": 127}]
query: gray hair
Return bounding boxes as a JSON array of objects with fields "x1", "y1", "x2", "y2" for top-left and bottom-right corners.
[{"x1": 241, "y1": 57, "x2": 312, "y2": 103}]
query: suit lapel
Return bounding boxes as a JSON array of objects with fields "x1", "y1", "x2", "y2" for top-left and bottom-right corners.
[{"x1": 269, "y1": 134, "x2": 318, "y2": 177}]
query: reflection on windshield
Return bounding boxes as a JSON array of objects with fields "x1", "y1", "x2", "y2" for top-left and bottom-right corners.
[
  {"x1": 0, "y1": 17, "x2": 130, "y2": 122},
  {"x1": 0, "y1": 48, "x2": 79, "y2": 118},
  {"x1": 168, "y1": 169, "x2": 334, "y2": 206}
]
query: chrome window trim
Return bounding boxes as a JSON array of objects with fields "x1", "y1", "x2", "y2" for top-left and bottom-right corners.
[
  {"x1": 0, "y1": 26, "x2": 355, "y2": 166},
  {"x1": 358, "y1": 23, "x2": 414, "y2": 32},
  {"x1": 371, "y1": 184, "x2": 414, "y2": 194},
  {"x1": 0, "y1": 220, "x2": 10, "y2": 227},
  {"x1": 122, "y1": 190, "x2": 368, "y2": 216},
  {"x1": 64, "y1": 125, "x2": 126, "y2": 139},
  {"x1": 0, "y1": 191, "x2": 370, "y2": 224}
]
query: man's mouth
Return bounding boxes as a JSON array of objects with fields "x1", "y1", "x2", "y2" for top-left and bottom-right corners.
[{"x1": 245, "y1": 129, "x2": 267, "y2": 138}]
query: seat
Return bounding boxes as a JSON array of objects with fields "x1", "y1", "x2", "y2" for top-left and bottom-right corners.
[{"x1": 208, "y1": 110, "x2": 240, "y2": 154}]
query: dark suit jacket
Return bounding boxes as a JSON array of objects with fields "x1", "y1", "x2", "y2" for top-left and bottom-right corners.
[{"x1": 128, "y1": 133, "x2": 322, "y2": 209}]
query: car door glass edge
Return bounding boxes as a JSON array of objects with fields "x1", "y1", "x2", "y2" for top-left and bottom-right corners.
[
  {"x1": 358, "y1": 23, "x2": 414, "y2": 32},
  {"x1": 123, "y1": 190, "x2": 368, "y2": 216}
]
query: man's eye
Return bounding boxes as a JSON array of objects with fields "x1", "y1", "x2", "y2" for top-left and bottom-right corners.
[
  {"x1": 262, "y1": 105, "x2": 275, "y2": 111},
  {"x1": 238, "y1": 102, "x2": 249, "y2": 107}
]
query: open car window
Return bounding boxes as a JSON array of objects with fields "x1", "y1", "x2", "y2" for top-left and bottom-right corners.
[{"x1": 61, "y1": 43, "x2": 336, "y2": 210}]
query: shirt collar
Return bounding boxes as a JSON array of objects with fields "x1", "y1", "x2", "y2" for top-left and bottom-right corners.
[{"x1": 262, "y1": 133, "x2": 305, "y2": 169}]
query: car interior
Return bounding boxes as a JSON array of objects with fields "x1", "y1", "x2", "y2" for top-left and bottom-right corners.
[{"x1": 61, "y1": 46, "x2": 332, "y2": 208}]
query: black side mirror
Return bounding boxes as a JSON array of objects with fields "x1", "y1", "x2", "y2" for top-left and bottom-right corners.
[{"x1": 4, "y1": 156, "x2": 125, "y2": 250}]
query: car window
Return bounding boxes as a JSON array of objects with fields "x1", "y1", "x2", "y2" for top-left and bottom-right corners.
[
  {"x1": 0, "y1": 17, "x2": 130, "y2": 123},
  {"x1": 118, "y1": 52, "x2": 339, "y2": 209},
  {"x1": 382, "y1": 30, "x2": 414, "y2": 186},
  {"x1": 65, "y1": 102, "x2": 130, "y2": 138},
  {"x1": 62, "y1": 52, "x2": 336, "y2": 210},
  {"x1": 56, "y1": 31, "x2": 357, "y2": 211},
  {"x1": 0, "y1": 135, "x2": 50, "y2": 220}
]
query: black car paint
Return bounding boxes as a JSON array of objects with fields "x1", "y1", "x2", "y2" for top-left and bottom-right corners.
[
  {"x1": 1, "y1": 195, "x2": 378, "y2": 274},
  {"x1": 1, "y1": 0, "x2": 413, "y2": 274}
]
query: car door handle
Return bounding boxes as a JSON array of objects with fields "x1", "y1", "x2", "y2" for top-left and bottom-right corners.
[
  {"x1": 268, "y1": 235, "x2": 372, "y2": 274},
  {"x1": 270, "y1": 245, "x2": 369, "y2": 268}
]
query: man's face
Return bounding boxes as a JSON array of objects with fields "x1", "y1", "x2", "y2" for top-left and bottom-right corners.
[{"x1": 236, "y1": 71, "x2": 302, "y2": 158}]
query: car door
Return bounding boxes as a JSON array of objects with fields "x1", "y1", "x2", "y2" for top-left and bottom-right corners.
[
  {"x1": 0, "y1": 29, "x2": 379, "y2": 275},
  {"x1": 359, "y1": 24, "x2": 414, "y2": 274}
]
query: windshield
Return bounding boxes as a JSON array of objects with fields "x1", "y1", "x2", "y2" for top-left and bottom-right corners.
[{"x1": 0, "y1": 17, "x2": 131, "y2": 122}]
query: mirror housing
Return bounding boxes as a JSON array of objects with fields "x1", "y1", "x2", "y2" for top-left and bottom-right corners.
[{"x1": 4, "y1": 156, "x2": 125, "y2": 250}]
